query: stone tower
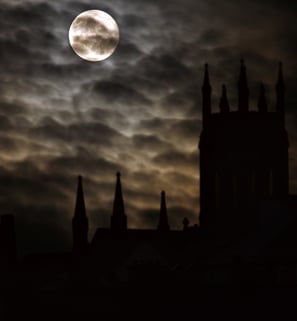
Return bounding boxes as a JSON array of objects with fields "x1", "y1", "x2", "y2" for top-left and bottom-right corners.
[{"x1": 199, "y1": 61, "x2": 288, "y2": 235}]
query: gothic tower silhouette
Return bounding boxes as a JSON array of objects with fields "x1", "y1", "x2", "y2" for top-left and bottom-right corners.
[
  {"x1": 72, "y1": 175, "x2": 89, "y2": 253},
  {"x1": 199, "y1": 61, "x2": 289, "y2": 234}
]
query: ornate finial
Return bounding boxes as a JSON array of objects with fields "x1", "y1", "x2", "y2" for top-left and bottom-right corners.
[
  {"x1": 238, "y1": 59, "x2": 249, "y2": 112},
  {"x1": 158, "y1": 190, "x2": 170, "y2": 231},
  {"x1": 202, "y1": 62, "x2": 211, "y2": 127},
  {"x1": 111, "y1": 171, "x2": 127, "y2": 231}
]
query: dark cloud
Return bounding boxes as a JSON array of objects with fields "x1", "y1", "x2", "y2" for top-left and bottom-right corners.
[
  {"x1": 0, "y1": 0, "x2": 296, "y2": 255},
  {"x1": 91, "y1": 80, "x2": 152, "y2": 106},
  {"x1": 30, "y1": 117, "x2": 127, "y2": 147},
  {"x1": 132, "y1": 134, "x2": 172, "y2": 152},
  {"x1": 47, "y1": 152, "x2": 126, "y2": 178},
  {"x1": 121, "y1": 14, "x2": 147, "y2": 29},
  {"x1": 153, "y1": 150, "x2": 198, "y2": 172}
]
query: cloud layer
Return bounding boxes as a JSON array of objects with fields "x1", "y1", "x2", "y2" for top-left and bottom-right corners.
[{"x1": 0, "y1": 0, "x2": 296, "y2": 255}]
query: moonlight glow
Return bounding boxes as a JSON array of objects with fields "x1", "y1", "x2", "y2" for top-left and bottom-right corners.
[{"x1": 68, "y1": 10, "x2": 120, "y2": 62}]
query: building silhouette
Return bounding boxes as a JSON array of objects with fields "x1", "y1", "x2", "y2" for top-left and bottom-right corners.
[
  {"x1": 199, "y1": 61, "x2": 289, "y2": 236},
  {"x1": 1, "y1": 61, "x2": 297, "y2": 318},
  {"x1": 0, "y1": 214, "x2": 16, "y2": 264},
  {"x1": 56, "y1": 61, "x2": 297, "y2": 288}
]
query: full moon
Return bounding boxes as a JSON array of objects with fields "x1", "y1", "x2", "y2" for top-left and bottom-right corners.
[{"x1": 69, "y1": 10, "x2": 119, "y2": 62}]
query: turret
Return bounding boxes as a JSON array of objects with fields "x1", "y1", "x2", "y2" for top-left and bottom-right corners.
[
  {"x1": 157, "y1": 191, "x2": 170, "y2": 231},
  {"x1": 111, "y1": 172, "x2": 127, "y2": 231},
  {"x1": 72, "y1": 175, "x2": 88, "y2": 254},
  {"x1": 238, "y1": 59, "x2": 249, "y2": 112},
  {"x1": 202, "y1": 63, "x2": 211, "y2": 127}
]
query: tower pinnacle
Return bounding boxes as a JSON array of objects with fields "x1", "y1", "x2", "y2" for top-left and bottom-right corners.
[
  {"x1": 74, "y1": 175, "x2": 86, "y2": 218},
  {"x1": 238, "y1": 59, "x2": 249, "y2": 112},
  {"x1": 276, "y1": 61, "x2": 285, "y2": 118},
  {"x1": 157, "y1": 191, "x2": 170, "y2": 231},
  {"x1": 111, "y1": 172, "x2": 127, "y2": 231},
  {"x1": 72, "y1": 175, "x2": 88, "y2": 253},
  {"x1": 202, "y1": 63, "x2": 212, "y2": 127}
]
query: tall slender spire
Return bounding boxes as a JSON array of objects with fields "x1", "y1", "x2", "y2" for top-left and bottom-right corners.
[
  {"x1": 238, "y1": 59, "x2": 249, "y2": 112},
  {"x1": 202, "y1": 63, "x2": 211, "y2": 127},
  {"x1": 157, "y1": 191, "x2": 170, "y2": 231},
  {"x1": 219, "y1": 84, "x2": 230, "y2": 113},
  {"x1": 276, "y1": 62, "x2": 285, "y2": 118},
  {"x1": 72, "y1": 175, "x2": 88, "y2": 253},
  {"x1": 74, "y1": 175, "x2": 86, "y2": 218},
  {"x1": 111, "y1": 172, "x2": 127, "y2": 231},
  {"x1": 257, "y1": 83, "x2": 268, "y2": 112}
]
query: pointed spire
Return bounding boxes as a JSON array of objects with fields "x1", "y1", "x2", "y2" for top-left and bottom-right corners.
[
  {"x1": 158, "y1": 191, "x2": 170, "y2": 231},
  {"x1": 74, "y1": 175, "x2": 86, "y2": 218},
  {"x1": 111, "y1": 172, "x2": 127, "y2": 231},
  {"x1": 257, "y1": 83, "x2": 268, "y2": 112},
  {"x1": 202, "y1": 63, "x2": 212, "y2": 127},
  {"x1": 219, "y1": 84, "x2": 230, "y2": 113},
  {"x1": 276, "y1": 62, "x2": 285, "y2": 116},
  {"x1": 72, "y1": 175, "x2": 88, "y2": 254},
  {"x1": 238, "y1": 59, "x2": 249, "y2": 112}
]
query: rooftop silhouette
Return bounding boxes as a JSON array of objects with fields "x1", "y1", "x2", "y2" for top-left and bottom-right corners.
[{"x1": 1, "y1": 61, "x2": 297, "y2": 318}]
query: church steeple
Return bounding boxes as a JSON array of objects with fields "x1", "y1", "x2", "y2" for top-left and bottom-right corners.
[
  {"x1": 238, "y1": 59, "x2": 249, "y2": 112},
  {"x1": 74, "y1": 175, "x2": 86, "y2": 218},
  {"x1": 257, "y1": 83, "x2": 268, "y2": 112},
  {"x1": 157, "y1": 191, "x2": 170, "y2": 231},
  {"x1": 72, "y1": 175, "x2": 88, "y2": 253},
  {"x1": 276, "y1": 62, "x2": 285, "y2": 119},
  {"x1": 202, "y1": 63, "x2": 211, "y2": 127},
  {"x1": 219, "y1": 84, "x2": 230, "y2": 113},
  {"x1": 111, "y1": 172, "x2": 127, "y2": 231}
]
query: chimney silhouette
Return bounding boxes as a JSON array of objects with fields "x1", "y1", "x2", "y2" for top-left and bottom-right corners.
[
  {"x1": 157, "y1": 191, "x2": 170, "y2": 231},
  {"x1": 238, "y1": 59, "x2": 249, "y2": 112},
  {"x1": 72, "y1": 175, "x2": 88, "y2": 254},
  {"x1": 111, "y1": 172, "x2": 127, "y2": 231},
  {"x1": 202, "y1": 63, "x2": 211, "y2": 127},
  {"x1": 219, "y1": 84, "x2": 230, "y2": 113}
]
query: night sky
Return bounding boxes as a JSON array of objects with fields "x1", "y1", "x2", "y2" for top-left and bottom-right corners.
[{"x1": 0, "y1": 0, "x2": 296, "y2": 255}]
